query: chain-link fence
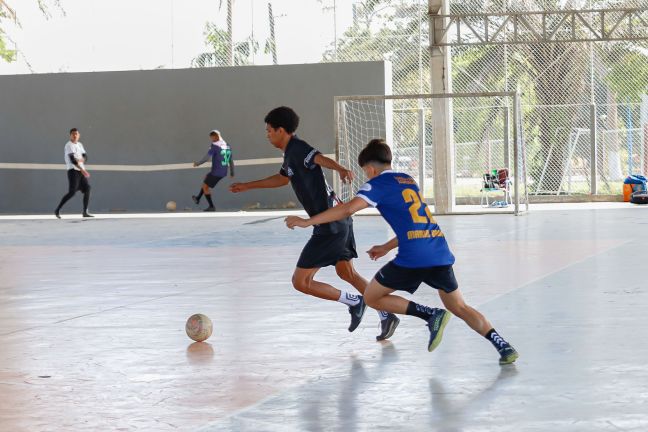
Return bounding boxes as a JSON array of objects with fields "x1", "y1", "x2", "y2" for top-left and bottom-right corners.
[
  {"x1": 335, "y1": 92, "x2": 528, "y2": 214},
  {"x1": 1, "y1": 0, "x2": 646, "y2": 197}
]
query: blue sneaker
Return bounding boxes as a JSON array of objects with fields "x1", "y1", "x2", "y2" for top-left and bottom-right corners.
[
  {"x1": 498, "y1": 346, "x2": 519, "y2": 365},
  {"x1": 348, "y1": 296, "x2": 367, "y2": 332},
  {"x1": 376, "y1": 313, "x2": 400, "y2": 341},
  {"x1": 426, "y1": 309, "x2": 451, "y2": 352}
]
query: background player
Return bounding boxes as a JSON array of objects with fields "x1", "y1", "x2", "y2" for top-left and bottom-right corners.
[
  {"x1": 285, "y1": 139, "x2": 519, "y2": 364},
  {"x1": 192, "y1": 130, "x2": 234, "y2": 212},
  {"x1": 54, "y1": 128, "x2": 92, "y2": 219}
]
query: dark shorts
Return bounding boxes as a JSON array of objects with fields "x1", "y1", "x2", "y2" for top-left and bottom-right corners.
[
  {"x1": 375, "y1": 261, "x2": 458, "y2": 294},
  {"x1": 296, "y1": 223, "x2": 358, "y2": 269},
  {"x1": 203, "y1": 173, "x2": 223, "y2": 188},
  {"x1": 67, "y1": 169, "x2": 90, "y2": 193}
]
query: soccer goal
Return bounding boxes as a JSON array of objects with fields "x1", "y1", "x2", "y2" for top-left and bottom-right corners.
[{"x1": 334, "y1": 92, "x2": 529, "y2": 215}]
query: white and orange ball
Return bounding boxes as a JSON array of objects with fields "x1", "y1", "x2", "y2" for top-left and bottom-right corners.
[{"x1": 185, "y1": 313, "x2": 213, "y2": 342}]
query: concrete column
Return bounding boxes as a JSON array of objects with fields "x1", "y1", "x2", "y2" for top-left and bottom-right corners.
[{"x1": 429, "y1": 0, "x2": 454, "y2": 213}]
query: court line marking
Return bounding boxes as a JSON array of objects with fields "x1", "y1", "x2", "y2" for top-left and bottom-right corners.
[
  {"x1": 0, "y1": 209, "x2": 379, "y2": 221},
  {"x1": 0, "y1": 153, "x2": 336, "y2": 171}
]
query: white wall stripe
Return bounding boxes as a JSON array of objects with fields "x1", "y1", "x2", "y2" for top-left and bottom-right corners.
[{"x1": 0, "y1": 154, "x2": 336, "y2": 172}]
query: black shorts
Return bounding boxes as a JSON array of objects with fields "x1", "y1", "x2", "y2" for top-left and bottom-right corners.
[
  {"x1": 375, "y1": 261, "x2": 458, "y2": 294},
  {"x1": 296, "y1": 223, "x2": 358, "y2": 269},
  {"x1": 203, "y1": 173, "x2": 223, "y2": 188},
  {"x1": 67, "y1": 169, "x2": 90, "y2": 193}
]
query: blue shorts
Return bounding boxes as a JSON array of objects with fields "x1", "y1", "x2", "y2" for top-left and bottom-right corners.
[{"x1": 374, "y1": 261, "x2": 458, "y2": 294}]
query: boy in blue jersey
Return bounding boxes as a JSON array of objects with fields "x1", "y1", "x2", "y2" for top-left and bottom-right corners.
[
  {"x1": 230, "y1": 107, "x2": 400, "y2": 340},
  {"x1": 286, "y1": 139, "x2": 519, "y2": 364},
  {"x1": 192, "y1": 130, "x2": 235, "y2": 211}
]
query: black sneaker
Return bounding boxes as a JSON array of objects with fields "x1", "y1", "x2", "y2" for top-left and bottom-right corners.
[
  {"x1": 348, "y1": 296, "x2": 367, "y2": 332},
  {"x1": 376, "y1": 313, "x2": 400, "y2": 341},
  {"x1": 82, "y1": 212, "x2": 94, "y2": 218},
  {"x1": 192, "y1": 195, "x2": 200, "y2": 204},
  {"x1": 204, "y1": 207, "x2": 215, "y2": 212},
  {"x1": 54, "y1": 209, "x2": 61, "y2": 219},
  {"x1": 498, "y1": 346, "x2": 519, "y2": 365},
  {"x1": 426, "y1": 309, "x2": 451, "y2": 352}
]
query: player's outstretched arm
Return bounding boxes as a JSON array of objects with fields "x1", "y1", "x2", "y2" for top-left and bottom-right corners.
[
  {"x1": 367, "y1": 237, "x2": 398, "y2": 261},
  {"x1": 313, "y1": 154, "x2": 354, "y2": 184},
  {"x1": 230, "y1": 173, "x2": 290, "y2": 193},
  {"x1": 285, "y1": 197, "x2": 368, "y2": 229},
  {"x1": 193, "y1": 150, "x2": 211, "y2": 167}
]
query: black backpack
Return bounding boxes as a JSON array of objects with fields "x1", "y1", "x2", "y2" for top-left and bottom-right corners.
[{"x1": 630, "y1": 190, "x2": 648, "y2": 204}]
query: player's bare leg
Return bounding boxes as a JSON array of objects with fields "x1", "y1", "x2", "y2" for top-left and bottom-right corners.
[
  {"x1": 439, "y1": 289, "x2": 519, "y2": 364},
  {"x1": 438, "y1": 289, "x2": 491, "y2": 335},
  {"x1": 292, "y1": 266, "x2": 367, "y2": 332}
]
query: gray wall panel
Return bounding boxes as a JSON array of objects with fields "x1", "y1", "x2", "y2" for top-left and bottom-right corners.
[{"x1": 0, "y1": 62, "x2": 388, "y2": 213}]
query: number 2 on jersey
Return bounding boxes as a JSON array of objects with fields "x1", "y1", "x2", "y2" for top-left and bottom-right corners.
[{"x1": 402, "y1": 189, "x2": 436, "y2": 224}]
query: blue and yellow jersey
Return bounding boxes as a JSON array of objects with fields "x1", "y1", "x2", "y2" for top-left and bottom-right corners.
[{"x1": 356, "y1": 170, "x2": 455, "y2": 268}]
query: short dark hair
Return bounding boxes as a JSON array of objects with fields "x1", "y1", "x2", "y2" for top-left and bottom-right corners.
[
  {"x1": 358, "y1": 139, "x2": 392, "y2": 167},
  {"x1": 69, "y1": 128, "x2": 79, "y2": 134},
  {"x1": 264, "y1": 106, "x2": 299, "y2": 134}
]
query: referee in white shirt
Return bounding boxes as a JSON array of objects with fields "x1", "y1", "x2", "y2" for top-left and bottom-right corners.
[{"x1": 55, "y1": 128, "x2": 93, "y2": 218}]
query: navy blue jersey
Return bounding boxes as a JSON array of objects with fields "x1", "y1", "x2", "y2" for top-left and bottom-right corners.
[
  {"x1": 356, "y1": 171, "x2": 455, "y2": 268},
  {"x1": 279, "y1": 136, "x2": 348, "y2": 235},
  {"x1": 197, "y1": 140, "x2": 234, "y2": 177}
]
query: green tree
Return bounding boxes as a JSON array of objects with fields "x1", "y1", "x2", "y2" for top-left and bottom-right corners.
[
  {"x1": 0, "y1": 0, "x2": 64, "y2": 64},
  {"x1": 192, "y1": 0, "x2": 260, "y2": 68},
  {"x1": 192, "y1": 23, "x2": 258, "y2": 67},
  {"x1": 0, "y1": 0, "x2": 17, "y2": 62}
]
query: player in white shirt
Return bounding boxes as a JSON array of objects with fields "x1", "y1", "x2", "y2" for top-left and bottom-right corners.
[{"x1": 55, "y1": 128, "x2": 93, "y2": 218}]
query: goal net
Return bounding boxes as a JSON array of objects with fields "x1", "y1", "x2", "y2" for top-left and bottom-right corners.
[{"x1": 334, "y1": 92, "x2": 528, "y2": 215}]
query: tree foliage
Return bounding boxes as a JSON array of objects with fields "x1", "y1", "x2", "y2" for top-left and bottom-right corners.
[
  {"x1": 192, "y1": 23, "x2": 258, "y2": 67},
  {"x1": 0, "y1": 0, "x2": 63, "y2": 64}
]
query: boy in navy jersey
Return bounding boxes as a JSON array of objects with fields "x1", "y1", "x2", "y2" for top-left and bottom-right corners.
[
  {"x1": 286, "y1": 139, "x2": 518, "y2": 364},
  {"x1": 192, "y1": 130, "x2": 234, "y2": 211},
  {"x1": 230, "y1": 107, "x2": 400, "y2": 340}
]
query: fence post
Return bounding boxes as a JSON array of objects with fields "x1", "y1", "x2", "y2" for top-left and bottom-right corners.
[
  {"x1": 429, "y1": 0, "x2": 454, "y2": 214},
  {"x1": 418, "y1": 105, "x2": 426, "y2": 195},
  {"x1": 590, "y1": 104, "x2": 598, "y2": 195},
  {"x1": 513, "y1": 94, "x2": 520, "y2": 215},
  {"x1": 503, "y1": 106, "x2": 510, "y2": 170}
]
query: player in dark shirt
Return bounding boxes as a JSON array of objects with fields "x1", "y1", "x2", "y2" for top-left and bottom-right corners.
[
  {"x1": 192, "y1": 130, "x2": 234, "y2": 212},
  {"x1": 230, "y1": 107, "x2": 399, "y2": 340},
  {"x1": 286, "y1": 139, "x2": 518, "y2": 364}
]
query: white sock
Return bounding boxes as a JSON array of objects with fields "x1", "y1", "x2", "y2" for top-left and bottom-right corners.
[
  {"x1": 378, "y1": 310, "x2": 390, "y2": 321},
  {"x1": 338, "y1": 291, "x2": 361, "y2": 306}
]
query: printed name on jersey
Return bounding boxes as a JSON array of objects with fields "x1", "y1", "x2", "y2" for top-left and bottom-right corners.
[
  {"x1": 395, "y1": 176, "x2": 416, "y2": 185},
  {"x1": 407, "y1": 229, "x2": 445, "y2": 240},
  {"x1": 304, "y1": 149, "x2": 318, "y2": 168}
]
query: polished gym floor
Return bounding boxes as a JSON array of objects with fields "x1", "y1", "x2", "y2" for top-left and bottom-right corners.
[{"x1": 1, "y1": 205, "x2": 646, "y2": 431}]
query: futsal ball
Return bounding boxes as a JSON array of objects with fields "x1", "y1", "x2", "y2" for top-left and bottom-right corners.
[
  {"x1": 185, "y1": 313, "x2": 213, "y2": 342},
  {"x1": 166, "y1": 201, "x2": 177, "y2": 211}
]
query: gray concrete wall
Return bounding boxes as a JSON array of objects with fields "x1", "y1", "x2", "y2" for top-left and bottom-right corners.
[{"x1": 0, "y1": 62, "x2": 389, "y2": 214}]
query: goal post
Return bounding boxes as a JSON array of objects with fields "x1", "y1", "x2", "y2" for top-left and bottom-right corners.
[{"x1": 334, "y1": 92, "x2": 529, "y2": 215}]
